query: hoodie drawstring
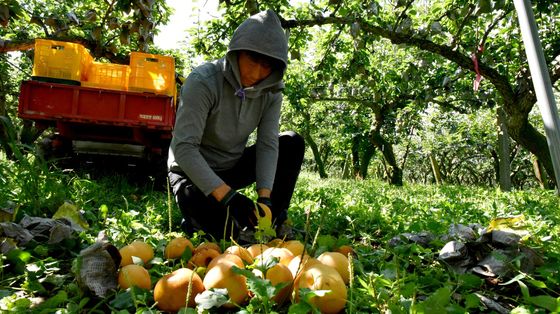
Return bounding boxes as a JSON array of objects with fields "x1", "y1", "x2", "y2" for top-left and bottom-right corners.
[{"x1": 235, "y1": 88, "x2": 246, "y2": 101}]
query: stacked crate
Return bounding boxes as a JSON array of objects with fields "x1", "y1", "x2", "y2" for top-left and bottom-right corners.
[
  {"x1": 81, "y1": 62, "x2": 131, "y2": 91},
  {"x1": 128, "y1": 52, "x2": 175, "y2": 97},
  {"x1": 31, "y1": 39, "x2": 176, "y2": 98},
  {"x1": 32, "y1": 39, "x2": 93, "y2": 85}
]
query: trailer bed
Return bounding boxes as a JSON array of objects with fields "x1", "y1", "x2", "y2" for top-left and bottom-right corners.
[
  {"x1": 18, "y1": 80, "x2": 175, "y2": 154},
  {"x1": 19, "y1": 80, "x2": 175, "y2": 130}
]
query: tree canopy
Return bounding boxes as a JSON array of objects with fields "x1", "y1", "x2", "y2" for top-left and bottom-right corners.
[{"x1": 1, "y1": 0, "x2": 559, "y2": 190}]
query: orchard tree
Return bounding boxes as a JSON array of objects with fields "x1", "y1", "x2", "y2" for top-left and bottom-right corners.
[
  {"x1": 284, "y1": 0, "x2": 560, "y2": 187},
  {"x1": 0, "y1": 0, "x2": 173, "y2": 59},
  {"x1": 196, "y1": 0, "x2": 559, "y2": 189},
  {"x1": 0, "y1": 0, "x2": 182, "y2": 154}
]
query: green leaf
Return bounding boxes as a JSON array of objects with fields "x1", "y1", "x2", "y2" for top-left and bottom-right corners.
[
  {"x1": 100, "y1": 204, "x2": 109, "y2": 221},
  {"x1": 479, "y1": 0, "x2": 493, "y2": 13},
  {"x1": 177, "y1": 307, "x2": 197, "y2": 314},
  {"x1": 32, "y1": 290, "x2": 67, "y2": 312},
  {"x1": 529, "y1": 295, "x2": 559, "y2": 312},
  {"x1": 510, "y1": 306, "x2": 532, "y2": 314},
  {"x1": 464, "y1": 293, "x2": 480, "y2": 309},
  {"x1": 180, "y1": 246, "x2": 193, "y2": 263},
  {"x1": 194, "y1": 288, "x2": 229, "y2": 310},
  {"x1": 500, "y1": 273, "x2": 526, "y2": 286},
  {"x1": 517, "y1": 280, "x2": 531, "y2": 300},
  {"x1": 414, "y1": 286, "x2": 452, "y2": 313},
  {"x1": 110, "y1": 290, "x2": 134, "y2": 309},
  {"x1": 300, "y1": 288, "x2": 331, "y2": 302},
  {"x1": 317, "y1": 235, "x2": 337, "y2": 250},
  {"x1": 32, "y1": 245, "x2": 49, "y2": 257},
  {"x1": 254, "y1": 255, "x2": 280, "y2": 273},
  {"x1": 457, "y1": 273, "x2": 484, "y2": 290},
  {"x1": 11, "y1": 297, "x2": 32, "y2": 311},
  {"x1": 6, "y1": 249, "x2": 31, "y2": 274},
  {"x1": 527, "y1": 279, "x2": 547, "y2": 289},
  {"x1": 236, "y1": 266, "x2": 276, "y2": 300},
  {"x1": 288, "y1": 301, "x2": 315, "y2": 314},
  {"x1": 6, "y1": 248, "x2": 31, "y2": 263}
]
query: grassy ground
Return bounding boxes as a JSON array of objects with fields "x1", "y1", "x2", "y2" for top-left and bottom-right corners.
[{"x1": 1, "y1": 161, "x2": 559, "y2": 313}]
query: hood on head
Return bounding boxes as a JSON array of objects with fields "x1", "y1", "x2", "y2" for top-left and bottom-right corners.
[
  {"x1": 228, "y1": 9, "x2": 288, "y2": 68},
  {"x1": 226, "y1": 10, "x2": 288, "y2": 93}
]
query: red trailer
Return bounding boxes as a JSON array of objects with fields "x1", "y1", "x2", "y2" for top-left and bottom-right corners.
[{"x1": 18, "y1": 80, "x2": 176, "y2": 182}]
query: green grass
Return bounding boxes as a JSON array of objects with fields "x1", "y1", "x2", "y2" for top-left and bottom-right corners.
[
  {"x1": 292, "y1": 173, "x2": 559, "y2": 313},
  {"x1": 1, "y1": 157, "x2": 559, "y2": 313}
]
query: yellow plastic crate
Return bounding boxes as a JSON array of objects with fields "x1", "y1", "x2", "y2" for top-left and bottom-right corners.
[
  {"x1": 32, "y1": 39, "x2": 93, "y2": 82},
  {"x1": 81, "y1": 62, "x2": 131, "y2": 91},
  {"x1": 128, "y1": 52, "x2": 175, "y2": 96}
]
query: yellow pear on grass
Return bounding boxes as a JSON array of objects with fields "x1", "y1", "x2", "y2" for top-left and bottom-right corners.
[
  {"x1": 188, "y1": 247, "x2": 220, "y2": 269},
  {"x1": 295, "y1": 263, "x2": 347, "y2": 314},
  {"x1": 247, "y1": 243, "x2": 269, "y2": 259},
  {"x1": 202, "y1": 261, "x2": 249, "y2": 309},
  {"x1": 282, "y1": 240, "x2": 306, "y2": 257},
  {"x1": 253, "y1": 263, "x2": 293, "y2": 305},
  {"x1": 164, "y1": 237, "x2": 194, "y2": 259},
  {"x1": 119, "y1": 240, "x2": 154, "y2": 266},
  {"x1": 317, "y1": 251, "x2": 350, "y2": 284},
  {"x1": 195, "y1": 241, "x2": 222, "y2": 254},
  {"x1": 153, "y1": 268, "x2": 205, "y2": 311},
  {"x1": 207, "y1": 253, "x2": 245, "y2": 271},
  {"x1": 224, "y1": 245, "x2": 253, "y2": 264},
  {"x1": 118, "y1": 264, "x2": 151, "y2": 290},
  {"x1": 257, "y1": 247, "x2": 294, "y2": 267}
]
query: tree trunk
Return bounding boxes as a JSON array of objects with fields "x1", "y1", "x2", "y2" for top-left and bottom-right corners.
[
  {"x1": 341, "y1": 153, "x2": 352, "y2": 179},
  {"x1": 296, "y1": 104, "x2": 328, "y2": 178},
  {"x1": 0, "y1": 89, "x2": 5, "y2": 117},
  {"x1": 351, "y1": 135, "x2": 360, "y2": 178},
  {"x1": 505, "y1": 110, "x2": 557, "y2": 189},
  {"x1": 359, "y1": 142, "x2": 375, "y2": 179},
  {"x1": 497, "y1": 107, "x2": 512, "y2": 191},
  {"x1": 429, "y1": 153, "x2": 443, "y2": 185},
  {"x1": 369, "y1": 129, "x2": 402, "y2": 186},
  {"x1": 533, "y1": 157, "x2": 550, "y2": 189},
  {"x1": 302, "y1": 131, "x2": 327, "y2": 178},
  {"x1": 0, "y1": 118, "x2": 11, "y2": 158}
]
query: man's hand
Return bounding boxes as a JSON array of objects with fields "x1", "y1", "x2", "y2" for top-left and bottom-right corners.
[
  {"x1": 257, "y1": 196, "x2": 273, "y2": 210},
  {"x1": 220, "y1": 189, "x2": 258, "y2": 227}
]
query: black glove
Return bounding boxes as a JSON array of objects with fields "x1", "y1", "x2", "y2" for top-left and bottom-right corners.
[
  {"x1": 257, "y1": 196, "x2": 273, "y2": 209},
  {"x1": 220, "y1": 189, "x2": 258, "y2": 227}
]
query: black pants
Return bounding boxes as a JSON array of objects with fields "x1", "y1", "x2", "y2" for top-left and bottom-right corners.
[{"x1": 169, "y1": 131, "x2": 305, "y2": 239}]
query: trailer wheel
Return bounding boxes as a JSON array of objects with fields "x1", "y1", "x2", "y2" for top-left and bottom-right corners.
[{"x1": 39, "y1": 134, "x2": 74, "y2": 164}]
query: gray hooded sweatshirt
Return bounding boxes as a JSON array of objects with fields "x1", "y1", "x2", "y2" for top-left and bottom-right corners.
[{"x1": 168, "y1": 10, "x2": 288, "y2": 196}]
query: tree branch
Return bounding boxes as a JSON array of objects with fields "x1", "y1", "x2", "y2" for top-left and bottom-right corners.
[
  {"x1": 308, "y1": 97, "x2": 366, "y2": 103},
  {"x1": 101, "y1": 0, "x2": 117, "y2": 28},
  {"x1": 279, "y1": 15, "x2": 516, "y2": 104},
  {"x1": 479, "y1": 8, "x2": 513, "y2": 49},
  {"x1": 430, "y1": 99, "x2": 474, "y2": 114},
  {"x1": 0, "y1": 39, "x2": 34, "y2": 53},
  {"x1": 394, "y1": 0, "x2": 414, "y2": 29},
  {"x1": 451, "y1": 4, "x2": 475, "y2": 48}
]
